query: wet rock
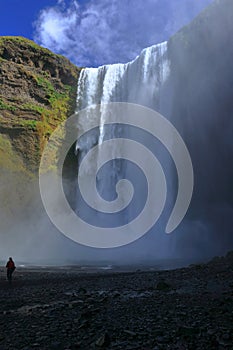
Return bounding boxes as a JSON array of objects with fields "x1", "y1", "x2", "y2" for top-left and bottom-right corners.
[
  {"x1": 51, "y1": 340, "x2": 62, "y2": 349},
  {"x1": 78, "y1": 287, "x2": 87, "y2": 294},
  {"x1": 112, "y1": 291, "x2": 121, "y2": 298},
  {"x1": 156, "y1": 336, "x2": 167, "y2": 343},
  {"x1": 156, "y1": 280, "x2": 171, "y2": 291},
  {"x1": 1, "y1": 249, "x2": 233, "y2": 349},
  {"x1": 70, "y1": 342, "x2": 82, "y2": 349},
  {"x1": 123, "y1": 330, "x2": 137, "y2": 337},
  {"x1": 95, "y1": 333, "x2": 110, "y2": 347},
  {"x1": 226, "y1": 250, "x2": 233, "y2": 261},
  {"x1": 177, "y1": 326, "x2": 199, "y2": 337},
  {"x1": 78, "y1": 320, "x2": 90, "y2": 329}
]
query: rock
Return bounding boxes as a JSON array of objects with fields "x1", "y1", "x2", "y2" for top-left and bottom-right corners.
[
  {"x1": 0, "y1": 36, "x2": 80, "y2": 173},
  {"x1": 156, "y1": 336, "x2": 167, "y2": 343},
  {"x1": 70, "y1": 342, "x2": 82, "y2": 349},
  {"x1": 207, "y1": 328, "x2": 215, "y2": 336},
  {"x1": 95, "y1": 333, "x2": 110, "y2": 347},
  {"x1": 78, "y1": 287, "x2": 87, "y2": 294},
  {"x1": 78, "y1": 320, "x2": 90, "y2": 329},
  {"x1": 222, "y1": 333, "x2": 230, "y2": 340},
  {"x1": 225, "y1": 250, "x2": 233, "y2": 261},
  {"x1": 156, "y1": 280, "x2": 171, "y2": 291},
  {"x1": 112, "y1": 291, "x2": 121, "y2": 298},
  {"x1": 0, "y1": 36, "x2": 80, "y2": 228},
  {"x1": 123, "y1": 330, "x2": 137, "y2": 337},
  {"x1": 177, "y1": 326, "x2": 199, "y2": 337},
  {"x1": 51, "y1": 341, "x2": 62, "y2": 349}
]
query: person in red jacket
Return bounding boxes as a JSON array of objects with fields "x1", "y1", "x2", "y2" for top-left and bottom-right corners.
[{"x1": 6, "y1": 257, "x2": 16, "y2": 283}]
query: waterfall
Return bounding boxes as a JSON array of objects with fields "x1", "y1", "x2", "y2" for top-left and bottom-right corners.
[
  {"x1": 74, "y1": 41, "x2": 173, "y2": 240},
  {"x1": 77, "y1": 41, "x2": 170, "y2": 111},
  {"x1": 76, "y1": 41, "x2": 170, "y2": 162}
]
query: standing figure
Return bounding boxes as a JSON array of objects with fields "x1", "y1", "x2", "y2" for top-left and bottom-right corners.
[{"x1": 6, "y1": 257, "x2": 16, "y2": 283}]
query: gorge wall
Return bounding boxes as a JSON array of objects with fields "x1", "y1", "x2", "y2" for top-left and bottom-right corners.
[
  {"x1": 0, "y1": 37, "x2": 80, "y2": 261},
  {"x1": 0, "y1": 36, "x2": 80, "y2": 173},
  {"x1": 167, "y1": 0, "x2": 233, "y2": 257}
]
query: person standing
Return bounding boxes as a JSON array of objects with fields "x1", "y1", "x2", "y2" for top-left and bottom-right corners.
[{"x1": 6, "y1": 257, "x2": 16, "y2": 283}]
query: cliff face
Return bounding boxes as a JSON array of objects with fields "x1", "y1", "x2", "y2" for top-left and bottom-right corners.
[
  {"x1": 0, "y1": 36, "x2": 80, "y2": 174},
  {"x1": 168, "y1": 0, "x2": 233, "y2": 210},
  {"x1": 166, "y1": 0, "x2": 233, "y2": 254}
]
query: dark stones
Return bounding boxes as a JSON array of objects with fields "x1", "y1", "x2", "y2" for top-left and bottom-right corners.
[
  {"x1": 1, "y1": 250, "x2": 233, "y2": 349},
  {"x1": 156, "y1": 280, "x2": 171, "y2": 291},
  {"x1": 95, "y1": 333, "x2": 110, "y2": 347}
]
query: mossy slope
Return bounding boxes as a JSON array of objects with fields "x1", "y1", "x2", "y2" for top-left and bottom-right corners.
[{"x1": 0, "y1": 36, "x2": 81, "y2": 174}]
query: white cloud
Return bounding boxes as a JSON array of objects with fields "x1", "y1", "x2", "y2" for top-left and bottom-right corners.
[{"x1": 33, "y1": 0, "x2": 213, "y2": 67}]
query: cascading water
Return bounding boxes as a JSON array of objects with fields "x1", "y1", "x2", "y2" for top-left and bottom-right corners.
[
  {"x1": 77, "y1": 41, "x2": 169, "y2": 111},
  {"x1": 74, "y1": 41, "x2": 173, "y2": 243}
]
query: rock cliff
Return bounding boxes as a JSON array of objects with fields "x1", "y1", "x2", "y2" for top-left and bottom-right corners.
[{"x1": 0, "y1": 36, "x2": 80, "y2": 174}]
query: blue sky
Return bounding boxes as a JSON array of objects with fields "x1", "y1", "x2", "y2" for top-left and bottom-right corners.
[
  {"x1": 0, "y1": 0, "x2": 213, "y2": 67},
  {"x1": 0, "y1": 0, "x2": 56, "y2": 38}
]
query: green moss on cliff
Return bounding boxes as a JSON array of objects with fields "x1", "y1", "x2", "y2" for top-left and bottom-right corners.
[
  {"x1": 21, "y1": 103, "x2": 46, "y2": 114},
  {"x1": 0, "y1": 98, "x2": 17, "y2": 111},
  {"x1": 0, "y1": 134, "x2": 30, "y2": 174},
  {"x1": 0, "y1": 36, "x2": 55, "y2": 57},
  {"x1": 0, "y1": 35, "x2": 81, "y2": 173}
]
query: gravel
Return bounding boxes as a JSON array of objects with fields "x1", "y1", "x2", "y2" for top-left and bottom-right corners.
[{"x1": 0, "y1": 252, "x2": 233, "y2": 349}]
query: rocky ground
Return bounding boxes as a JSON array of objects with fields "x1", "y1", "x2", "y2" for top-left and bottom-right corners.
[{"x1": 0, "y1": 253, "x2": 233, "y2": 350}]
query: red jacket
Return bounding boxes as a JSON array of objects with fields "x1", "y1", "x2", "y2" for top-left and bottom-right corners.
[{"x1": 6, "y1": 260, "x2": 15, "y2": 269}]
